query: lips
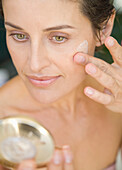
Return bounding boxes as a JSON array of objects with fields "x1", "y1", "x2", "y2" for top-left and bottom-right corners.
[{"x1": 27, "y1": 75, "x2": 60, "y2": 87}]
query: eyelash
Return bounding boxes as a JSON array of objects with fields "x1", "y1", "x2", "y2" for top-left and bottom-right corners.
[
  {"x1": 9, "y1": 33, "x2": 29, "y2": 42},
  {"x1": 9, "y1": 33, "x2": 68, "y2": 44},
  {"x1": 50, "y1": 36, "x2": 68, "y2": 44}
]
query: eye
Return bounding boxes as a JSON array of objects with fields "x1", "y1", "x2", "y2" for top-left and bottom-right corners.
[
  {"x1": 54, "y1": 36, "x2": 65, "y2": 41},
  {"x1": 16, "y1": 34, "x2": 26, "y2": 39},
  {"x1": 51, "y1": 36, "x2": 67, "y2": 43},
  {"x1": 9, "y1": 33, "x2": 28, "y2": 42}
]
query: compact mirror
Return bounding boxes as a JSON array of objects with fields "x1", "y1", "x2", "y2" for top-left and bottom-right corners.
[{"x1": 0, "y1": 116, "x2": 55, "y2": 169}]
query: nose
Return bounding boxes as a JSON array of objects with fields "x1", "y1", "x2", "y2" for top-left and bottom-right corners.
[{"x1": 29, "y1": 41, "x2": 51, "y2": 72}]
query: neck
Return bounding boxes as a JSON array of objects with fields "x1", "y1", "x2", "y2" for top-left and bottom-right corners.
[
  {"x1": 28, "y1": 76, "x2": 104, "y2": 119},
  {"x1": 39, "y1": 82, "x2": 89, "y2": 119}
]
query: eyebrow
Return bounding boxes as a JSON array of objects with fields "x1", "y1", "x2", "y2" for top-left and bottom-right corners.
[
  {"x1": 43, "y1": 25, "x2": 75, "y2": 32},
  {"x1": 5, "y1": 22, "x2": 24, "y2": 30},
  {"x1": 5, "y1": 22, "x2": 75, "y2": 31}
]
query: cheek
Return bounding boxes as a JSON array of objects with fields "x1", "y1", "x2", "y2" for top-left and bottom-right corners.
[
  {"x1": 48, "y1": 47, "x2": 86, "y2": 83},
  {"x1": 7, "y1": 39, "x2": 28, "y2": 70},
  {"x1": 45, "y1": 40, "x2": 76, "y2": 64},
  {"x1": 44, "y1": 40, "x2": 87, "y2": 79}
]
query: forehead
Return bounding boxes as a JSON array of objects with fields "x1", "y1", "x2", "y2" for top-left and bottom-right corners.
[
  {"x1": 3, "y1": 0, "x2": 85, "y2": 27},
  {"x1": 3, "y1": 0, "x2": 93, "y2": 38},
  {"x1": 3, "y1": 0, "x2": 79, "y2": 19}
]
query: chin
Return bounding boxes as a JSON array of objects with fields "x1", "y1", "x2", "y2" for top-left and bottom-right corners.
[
  {"x1": 27, "y1": 87, "x2": 63, "y2": 104},
  {"x1": 32, "y1": 93, "x2": 63, "y2": 104},
  {"x1": 24, "y1": 75, "x2": 84, "y2": 105}
]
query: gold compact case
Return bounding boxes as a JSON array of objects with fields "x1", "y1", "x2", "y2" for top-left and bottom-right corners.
[{"x1": 0, "y1": 116, "x2": 55, "y2": 169}]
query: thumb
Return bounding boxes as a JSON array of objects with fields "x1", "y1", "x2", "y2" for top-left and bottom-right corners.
[{"x1": 17, "y1": 159, "x2": 36, "y2": 170}]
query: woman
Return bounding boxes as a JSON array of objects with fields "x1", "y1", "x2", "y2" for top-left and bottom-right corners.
[{"x1": 0, "y1": 0, "x2": 122, "y2": 169}]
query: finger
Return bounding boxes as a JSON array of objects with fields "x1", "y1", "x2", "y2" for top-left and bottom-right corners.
[
  {"x1": 85, "y1": 63, "x2": 119, "y2": 94},
  {"x1": 47, "y1": 150, "x2": 63, "y2": 170},
  {"x1": 73, "y1": 52, "x2": 115, "y2": 77},
  {"x1": 104, "y1": 88, "x2": 113, "y2": 95},
  {"x1": 105, "y1": 36, "x2": 122, "y2": 66},
  {"x1": 84, "y1": 87, "x2": 114, "y2": 105},
  {"x1": 63, "y1": 146, "x2": 74, "y2": 170},
  {"x1": 17, "y1": 159, "x2": 36, "y2": 170}
]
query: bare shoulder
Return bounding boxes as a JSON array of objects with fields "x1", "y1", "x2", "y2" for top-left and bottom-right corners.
[
  {"x1": 0, "y1": 76, "x2": 27, "y2": 116},
  {"x1": 0, "y1": 75, "x2": 24, "y2": 100}
]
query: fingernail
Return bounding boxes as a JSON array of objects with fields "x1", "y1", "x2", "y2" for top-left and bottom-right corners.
[
  {"x1": 63, "y1": 145, "x2": 73, "y2": 164},
  {"x1": 85, "y1": 88, "x2": 94, "y2": 96},
  {"x1": 86, "y1": 65, "x2": 96, "y2": 74},
  {"x1": 107, "y1": 38, "x2": 114, "y2": 47},
  {"x1": 74, "y1": 55, "x2": 85, "y2": 63},
  {"x1": 53, "y1": 150, "x2": 62, "y2": 165}
]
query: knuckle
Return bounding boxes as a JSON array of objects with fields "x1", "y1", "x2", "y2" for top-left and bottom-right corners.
[
  {"x1": 86, "y1": 55, "x2": 92, "y2": 64},
  {"x1": 95, "y1": 91, "x2": 112, "y2": 105},
  {"x1": 107, "y1": 77, "x2": 116, "y2": 89},
  {"x1": 105, "y1": 96, "x2": 114, "y2": 105},
  {"x1": 114, "y1": 46, "x2": 122, "y2": 62},
  {"x1": 94, "y1": 91, "x2": 104, "y2": 103},
  {"x1": 85, "y1": 55, "x2": 95, "y2": 65},
  {"x1": 99, "y1": 62, "x2": 109, "y2": 73},
  {"x1": 103, "y1": 93, "x2": 113, "y2": 105},
  {"x1": 115, "y1": 88, "x2": 122, "y2": 100},
  {"x1": 116, "y1": 54, "x2": 122, "y2": 62}
]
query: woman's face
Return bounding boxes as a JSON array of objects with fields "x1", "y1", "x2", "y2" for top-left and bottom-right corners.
[{"x1": 3, "y1": 0, "x2": 97, "y2": 103}]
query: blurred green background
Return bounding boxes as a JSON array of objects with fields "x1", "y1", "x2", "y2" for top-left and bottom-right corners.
[
  {"x1": 0, "y1": 13, "x2": 122, "y2": 80},
  {"x1": 96, "y1": 13, "x2": 122, "y2": 63}
]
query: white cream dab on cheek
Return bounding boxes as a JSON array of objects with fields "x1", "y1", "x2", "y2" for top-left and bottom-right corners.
[{"x1": 77, "y1": 40, "x2": 88, "y2": 54}]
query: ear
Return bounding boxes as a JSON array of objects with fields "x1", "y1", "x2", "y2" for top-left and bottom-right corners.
[{"x1": 96, "y1": 11, "x2": 116, "y2": 47}]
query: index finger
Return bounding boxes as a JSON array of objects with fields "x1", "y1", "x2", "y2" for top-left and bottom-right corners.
[{"x1": 73, "y1": 52, "x2": 115, "y2": 77}]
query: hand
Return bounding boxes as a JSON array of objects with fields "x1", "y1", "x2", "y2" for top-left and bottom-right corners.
[
  {"x1": 74, "y1": 36, "x2": 122, "y2": 113},
  {"x1": 17, "y1": 146, "x2": 74, "y2": 170}
]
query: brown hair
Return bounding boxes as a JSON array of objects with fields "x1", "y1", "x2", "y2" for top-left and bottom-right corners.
[{"x1": 80, "y1": 0, "x2": 115, "y2": 39}]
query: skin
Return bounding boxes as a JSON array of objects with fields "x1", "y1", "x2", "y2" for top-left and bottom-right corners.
[{"x1": 0, "y1": 0, "x2": 122, "y2": 169}]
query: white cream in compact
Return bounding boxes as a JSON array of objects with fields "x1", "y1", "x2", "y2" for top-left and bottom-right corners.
[{"x1": 77, "y1": 40, "x2": 88, "y2": 54}]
